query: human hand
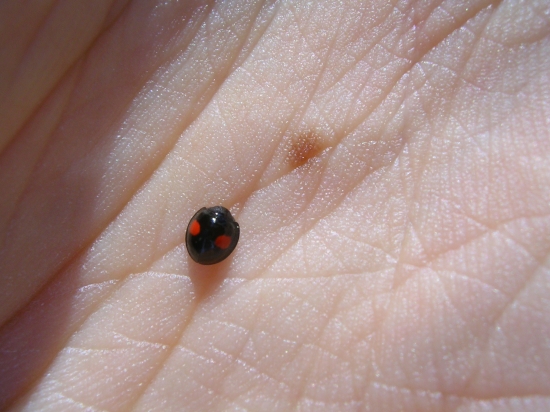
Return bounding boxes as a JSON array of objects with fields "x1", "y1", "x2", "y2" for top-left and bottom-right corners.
[{"x1": 1, "y1": 0, "x2": 549, "y2": 410}]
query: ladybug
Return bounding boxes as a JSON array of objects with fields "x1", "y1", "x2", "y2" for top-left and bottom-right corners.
[{"x1": 186, "y1": 206, "x2": 240, "y2": 265}]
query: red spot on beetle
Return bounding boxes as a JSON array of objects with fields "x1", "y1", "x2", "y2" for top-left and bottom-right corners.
[
  {"x1": 189, "y1": 220, "x2": 201, "y2": 236},
  {"x1": 215, "y1": 235, "x2": 231, "y2": 249}
]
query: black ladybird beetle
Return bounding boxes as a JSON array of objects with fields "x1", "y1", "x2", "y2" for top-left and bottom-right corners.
[{"x1": 186, "y1": 206, "x2": 240, "y2": 265}]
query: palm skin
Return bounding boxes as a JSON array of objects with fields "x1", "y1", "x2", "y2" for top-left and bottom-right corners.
[{"x1": 0, "y1": 0, "x2": 549, "y2": 411}]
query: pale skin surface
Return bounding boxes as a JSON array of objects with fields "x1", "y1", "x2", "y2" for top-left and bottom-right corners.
[{"x1": 0, "y1": 0, "x2": 549, "y2": 410}]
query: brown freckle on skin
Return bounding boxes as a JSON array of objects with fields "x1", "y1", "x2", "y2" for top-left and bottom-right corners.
[{"x1": 287, "y1": 131, "x2": 323, "y2": 169}]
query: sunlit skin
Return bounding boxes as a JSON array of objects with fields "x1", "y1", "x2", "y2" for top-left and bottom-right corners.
[{"x1": 0, "y1": 0, "x2": 549, "y2": 411}]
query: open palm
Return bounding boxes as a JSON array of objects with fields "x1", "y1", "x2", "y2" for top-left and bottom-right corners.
[{"x1": 1, "y1": 1, "x2": 549, "y2": 411}]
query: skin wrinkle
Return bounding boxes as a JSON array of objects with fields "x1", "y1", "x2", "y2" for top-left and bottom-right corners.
[
  {"x1": 252, "y1": 289, "x2": 304, "y2": 350},
  {"x1": 421, "y1": 8, "x2": 486, "y2": 94},
  {"x1": 426, "y1": 215, "x2": 548, "y2": 270},
  {"x1": 432, "y1": 231, "x2": 540, "y2": 286},
  {"x1": 228, "y1": 1, "x2": 281, "y2": 70},
  {"x1": 427, "y1": 228, "x2": 547, "y2": 396},
  {"x1": 436, "y1": 269, "x2": 510, "y2": 300},
  {"x1": 476, "y1": 263, "x2": 547, "y2": 353},
  {"x1": 315, "y1": 230, "x2": 352, "y2": 269},
  {"x1": 94, "y1": 331, "x2": 171, "y2": 350},
  {"x1": 152, "y1": 195, "x2": 169, "y2": 261},
  {"x1": 226, "y1": 300, "x2": 306, "y2": 391},
  {"x1": 0, "y1": 64, "x2": 82, "y2": 237},
  {"x1": 502, "y1": 216, "x2": 550, "y2": 260},
  {"x1": 287, "y1": 350, "x2": 324, "y2": 411},
  {"x1": 446, "y1": 112, "x2": 490, "y2": 157},
  {"x1": 325, "y1": 224, "x2": 399, "y2": 263},
  {"x1": 312, "y1": 0, "x2": 402, "y2": 92},
  {"x1": 497, "y1": 218, "x2": 550, "y2": 268},
  {"x1": 376, "y1": 274, "x2": 419, "y2": 386},
  {"x1": 419, "y1": 201, "x2": 490, "y2": 259},
  {"x1": 213, "y1": 102, "x2": 245, "y2": 189},
  {"x1": 257, "y1": 144, "x2": 401, "y2": 277},
  {"x1": 432, "y1": 277, "x2": 453, "y2": 395},
  {"x1": 164, "y1": 344, "x2": 238, "y2": 395},
  {"x1": 430, "y1": 272, "x2": 480, "y2": 368},
  {"x1": 371, "y1": 379, "x2": 550, "y2": 404},
  {"x1": 51, "y1": 381, "x2": 116, "y2": 412},
  {"x1": 124, "y1": 300, "x2": 199, "y2": 407},
  {"x1": 293, "y1": 350, "x2": 353, "y2": 403},
  {"x1": 1, "y1": 0, "x2": 129, "y2": 155},
  {"x1": 62, "y1": 345, "x2": 164, "y2": 355},
  {"x1": 76, "y1": 279, "x2": 120, "y2": 293},
  {"x1": 390, "y1": 8, "x2": 498, "y2": 284},
  {"x1": 335, "y1": 1, "x2": 498, "y2": 136},
  {"x1": 425, "y1": 269, "x2": 465, "y2": 320},
  {"x1": 289, "y1": 306, "x2": 349, "y2": 407},
  {"x1": 228, "y1": 3, "x2": 281, "y2": 75},
  {"x1": 189, "y1": 329, "x2": 260, "y2": 384},
  {"x1": 367, "y1": 380, "x2": 454, "y2": 404},
  {"x1": 49, "y1": 391, "x2": 108, "y2": 412},
  {"x1": 6, "y1": 0, "x2": 58, "y2": 73},
  {"x1": 59, "y1": 283, "x2": 194, "y2": 412},
  {"x1": 256, "y1": 154, "x2": 333, "y2": 274},
  {"x1": 302, "y1": 325, "x2": 353, "y2": 367},
  {"x1": 457, "y1": 397, "x2": 550, "y2": 412},
  {"x1": 0, "y1": 275, "x2": 121, "y2": 409},
  {"x1": 232, "y1": 269, "x2": 387, "y2": 282},
  {"x1": 484, "y1": 21, "x2": 550, "y2": 50},
  {"x1": 288, "y1": 1, "x2": 344, "y2": 97},
  {"x1": 5, "y1": 271, "x2": 180, "y2": 409},
  {"x1": 2, "y1": 57, "x2": 106, "y2": 241},
  {"x1": 200, "y1": 2, "x2": 252, "y2": 99},
  {"x1": 224, "y1": 348, "x2": 295, "y2": 400},
  {"x1": 14, "y1": 1, "x2": 108, "y2": 81},
  {"x1": 313, "y1": 230, "x2": 395, "y2": 276},
  {"x1": 54, "y1": 348, "x2": 175, "y2": 410},
  {"x1": 312, "y1": 307, "x2": 367, "y2": 384},
  {"x1": 394, "y1": 270, "x2": 443, "y2": 385},
  {"x1": 404, "y1": 4, "x2": 504, "y2": 173},
  {"x1": 302, "y1": 233, "x2": 312, "y2": 278},
  {"x1": 342, "y1": 21, "x2": 412, "y2": 102},
  {"x1": 162, "y1": 159, "x2": 199, "y2": 199}
]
